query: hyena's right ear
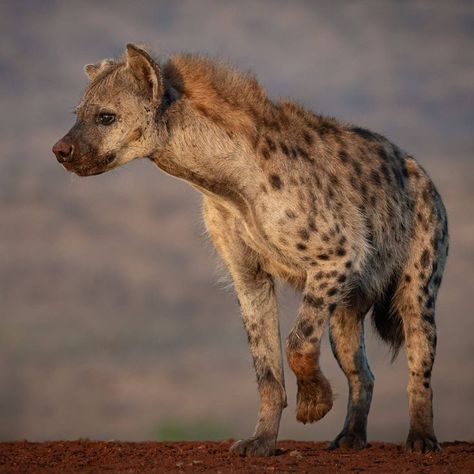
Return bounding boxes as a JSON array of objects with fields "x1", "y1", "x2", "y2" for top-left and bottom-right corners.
[{"x1": 84, "y1": 59, "x2": 115, "y2": 80}]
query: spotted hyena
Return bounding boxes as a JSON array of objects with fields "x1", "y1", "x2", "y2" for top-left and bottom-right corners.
[{"x1": 53, "y1": 44, "x2": 448, "y2": 456}]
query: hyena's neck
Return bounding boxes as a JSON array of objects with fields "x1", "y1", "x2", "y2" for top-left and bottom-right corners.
[{"x1": 149, "y1": 54, "x2": 270, "y2": 209}]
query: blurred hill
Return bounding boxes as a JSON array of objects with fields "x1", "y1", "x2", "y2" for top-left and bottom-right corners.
[{"x1": 0, "y1": 1, "x2": 473, "y2": 442}]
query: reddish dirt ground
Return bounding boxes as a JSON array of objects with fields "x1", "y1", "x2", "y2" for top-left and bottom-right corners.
[{"x1": 0, "y1": 440, "x2": 473, "y2": 473}]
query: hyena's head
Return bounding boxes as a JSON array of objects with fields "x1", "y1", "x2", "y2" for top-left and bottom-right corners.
[{"x1": 53, "y1": 44, "x2": 164, "y2": 176}]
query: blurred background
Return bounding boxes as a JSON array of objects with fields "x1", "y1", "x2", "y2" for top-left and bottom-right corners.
[{"x1": 0, "y1": 0, "x2": 473, "y2": 443}]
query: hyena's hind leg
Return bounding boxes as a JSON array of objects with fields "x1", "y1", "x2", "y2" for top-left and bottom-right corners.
[
  {"x1": 395, "y1": 178, "x2": 448, "y2": 453},
  {"x1": 203, "y1": 199, "x2": 287, "y2": 457},
  {"x1": 329, "y1": 306, "x2": 374, "y2": 450}
]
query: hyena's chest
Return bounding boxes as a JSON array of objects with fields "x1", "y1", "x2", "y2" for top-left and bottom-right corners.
[{"x1": 235, "y1": 210, "x2": 305, "y2": 282}]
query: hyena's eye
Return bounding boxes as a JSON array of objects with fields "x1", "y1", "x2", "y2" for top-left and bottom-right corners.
[{"x1": 97, "y1": 112, "x2": 116, "y2": 126}]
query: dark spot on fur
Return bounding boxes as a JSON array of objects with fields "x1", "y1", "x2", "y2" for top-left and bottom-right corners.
[
  {"x1": 339, "y1": 149, "x2": 350, "y2": 163},
  {"x1": 423, "y1": 382, "x2": 430, "y2": 389},
  {"x1": 308, "y1": 217, "x2": 317, "y2": 232},
  {"x1": 303, "y1": 130, "x2": 314, "y2": 145},
  {"x1": 265, "y1": 136, "x2": 277, "y2": 152},
  {"x1": 327, "y1": 287, "x2": 338, "y2": 296},
  {"x1": 263, "y1": 118, "x2": 281, "y2": 132},
  {"x1": 345, "y1": 261, "x2": 352, "y2": 269},
  {"x1": 296, "y1": 243, "x2": 307, "y2": 251},
  {"x1": 298, "y1": 229, "x2": 310, "y2": 241},
  {"x1": 328, "y1": 302, "x2": 337, "y2": 314},
  {"x1": 307, "y1": 119, "x2": 339, "y2": 137},
  {"x1": 269, "y1": 174, "x2": 282, "y2": 189},
  {"x1": 420, "y1": 249, "x2": 430, "y2": 269},
  {"x1": 300, "y1": 320, "x2": 314, "y2": 337},
  {"x1": 352, "y1": 160, "x2": 363, "y2": 176},
  {"x1": 337, "y1": 274, "x2": 347, "y2": 283},
  {"x1": 422, "y1": 314, "x2": 435, "y2": 325},
  {"x1": 317, "y1": 254, "x2": 329, "y2": 260},
  {"x1": 405, "y1": 274, "x2": 412, "y2": 283},
  {"x1": 261, "y1": 147, "x2": 271, "y2": 160},
  {"x1": 303, "y1": 294, "x2": 324, "y2": 308},
  {"x1": 286, "y1": 209, "x2": 296, "y2": 219},
  {"x1": 296, "y1": 146, "x2": 313, "y2": 163},
  {"x1": 370, "y1": 170, "x2": 382, "y2": 185},
  {"x1": 335, "y1": 247, "x2": 346, "y2": 257},
  {"x1": 280, "y1": 142, "x2": 290, "y2": 156}
]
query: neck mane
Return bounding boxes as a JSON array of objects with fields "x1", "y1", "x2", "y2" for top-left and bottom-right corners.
[{"x1": 163, "y1": 54, "x2": 271, "y2": 145}]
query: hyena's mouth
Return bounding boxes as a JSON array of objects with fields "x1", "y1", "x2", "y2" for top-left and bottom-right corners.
[{"x1": 63, "y1": 153, "x2": 116, "y2": 176}]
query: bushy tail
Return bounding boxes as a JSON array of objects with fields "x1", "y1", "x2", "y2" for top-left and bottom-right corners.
[{"x1": 371, "y1": 277, "x2": 404, "y2": 362}]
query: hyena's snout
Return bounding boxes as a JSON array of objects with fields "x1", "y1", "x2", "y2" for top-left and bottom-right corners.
[
  {"x1": 52, "y1": 132, "x2": 115, "y2": 177},
  {"x1": 52, "y1": 136, "x2": 75, "y2": 164}
]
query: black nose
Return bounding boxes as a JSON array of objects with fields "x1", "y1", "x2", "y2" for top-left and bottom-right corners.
[{"x1": 52, "y1": 139, "x2": 75, "y2": 163}]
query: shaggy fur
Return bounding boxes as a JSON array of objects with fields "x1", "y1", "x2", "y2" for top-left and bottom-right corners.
[{"x1": 52, "y1": 44, "x2": 449, "y2": 456}]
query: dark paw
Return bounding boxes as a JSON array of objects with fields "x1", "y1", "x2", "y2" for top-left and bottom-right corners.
[
  {"x1": 230, "y1": 436, "x2": 276, "y2": 457},
  {"x1": 329, "y1": 432, "x2": 367, "y2": 450},
  {"x1": 405, "y1": 432, "x2": 441, "y2": 453}
]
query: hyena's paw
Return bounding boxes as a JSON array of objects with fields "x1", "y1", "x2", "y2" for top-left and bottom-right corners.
[
  {"x1": 329, "y1": 431, "x2": 367, "y2": 450},
  {"x1": 296, "y1": 378, "x2": 333, "y2": 424},
  {"x1": 405, "y1": 432, "x2": 441, "y2": 453},
  {"x1": 230, "y1": 436, "x2": 276, "y2": 457}
]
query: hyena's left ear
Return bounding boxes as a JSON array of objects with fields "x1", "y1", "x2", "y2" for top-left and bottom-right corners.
[
  {"x1": 125, "y1": 43, "x2": 163, "y2": 105},
  {"x1": 84, "y1": 59, "x2": 115, "y2": 80}
]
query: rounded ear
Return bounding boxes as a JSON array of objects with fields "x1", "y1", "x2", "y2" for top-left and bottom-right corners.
[
  {"x1": 125, "y1": 43, "x2": 163, "y2": 105},
  {"x1": 84, "y1": 59, "x2": 115, "y2": 80}
]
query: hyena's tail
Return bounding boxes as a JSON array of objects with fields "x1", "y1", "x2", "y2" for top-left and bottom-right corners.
[{"x1": 371, "y1": 277, "x2": 404, "y2": 362}]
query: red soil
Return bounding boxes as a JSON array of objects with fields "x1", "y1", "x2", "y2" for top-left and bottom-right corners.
[{"x1": 0, "y1": 440, "x2": 472, "y2": 473}]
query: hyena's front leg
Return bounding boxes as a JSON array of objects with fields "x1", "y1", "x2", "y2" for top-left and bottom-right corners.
[
  {"x1": 329, "y1": 307, "x2": 374, "y2": 449},
  {"x1": 203, "y1": 200, "x2": 286, "y2": 457},
  {"x1": 229, "y1": 268, "x2": 287, "y2": 456},
  {"x1": 286, "y1": 267, "x2": 346, "y2": 424}
]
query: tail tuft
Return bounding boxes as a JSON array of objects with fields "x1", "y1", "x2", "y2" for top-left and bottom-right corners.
[{"x1": 371, "y1": 278, "x2": 404, "y2": 362}]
